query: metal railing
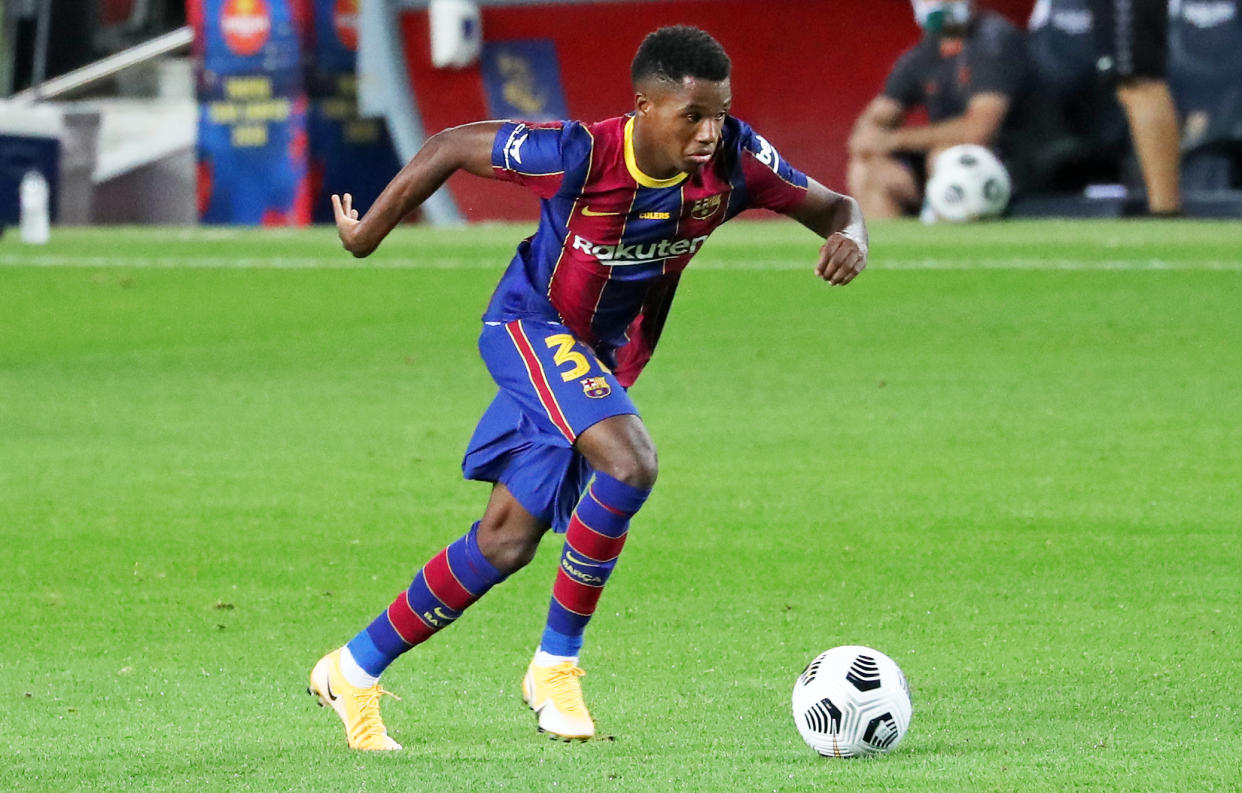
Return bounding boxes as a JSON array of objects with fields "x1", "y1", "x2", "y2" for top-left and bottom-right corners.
[{"x1": 9, "y1": 25, "x2": 193, "y2": 104}]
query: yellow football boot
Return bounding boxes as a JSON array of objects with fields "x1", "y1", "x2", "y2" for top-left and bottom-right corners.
[
  {"x1": 308, "y1": 648, "x2": 402, "y2": 751},
  {"x1": 522, "y1": 660, "x2": 595, "y2": 740}
]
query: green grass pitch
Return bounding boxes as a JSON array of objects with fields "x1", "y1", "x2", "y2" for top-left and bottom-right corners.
[{"x1": 2, "y1": 219, "x2": 1239, "y2": 792}]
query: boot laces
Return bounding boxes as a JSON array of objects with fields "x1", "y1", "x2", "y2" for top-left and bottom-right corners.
[
  {"x1": 350, "y1": 685, "x2": 401, "y2": 744},
  {"x1": 545, "y1": 663, "x2": 587, "y2": 716}
]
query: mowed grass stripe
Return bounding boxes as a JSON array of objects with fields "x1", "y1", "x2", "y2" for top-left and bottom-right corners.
[{"x1": 3, "y1": 218, "x2": 1239, "y2": 270}]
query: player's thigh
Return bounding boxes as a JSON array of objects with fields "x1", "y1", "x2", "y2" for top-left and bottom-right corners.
[
  {"x1": 463, "y1": 392, "x2": 591, "y2": 534},
  {"x1": 477, "y1": 320, "x2": 638, "y2": 446}
]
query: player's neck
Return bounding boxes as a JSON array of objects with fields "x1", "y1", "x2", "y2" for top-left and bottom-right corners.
[{"x1": 629, "y1": 119, "x2": 681, "y2": 181}]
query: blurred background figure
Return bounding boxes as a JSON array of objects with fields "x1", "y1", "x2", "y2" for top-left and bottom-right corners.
[
  {"x1": 1086, "y1": 0, "x2": 1182, "y2": 214},
  {"x1": 1026, "y1": 0, "x2": 1242, "y2": 213},
  {"x1": 1025, "y1": 0, "x2": 1130, "y2": 191},
  {"x1": 1167, "y1": 0, "x2": 1242, "y2": 194},
  {"x1": 846, "y1": 0, "x2": 1031, "y2": 219},
  {"x1": 6, "y1": 0, "x2": 1240, "y2": 225}
]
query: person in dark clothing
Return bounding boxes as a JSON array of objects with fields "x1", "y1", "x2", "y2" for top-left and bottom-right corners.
[
  {"x1": 1085, "y1": 0, "x2": 1182, "y2": 214},
  {"x1": 1025, "y1": 0, "x2": 1130, "y2": 190},
  {"x1": 847, "y1": 1, "x2": 1032, "y2": 218}
]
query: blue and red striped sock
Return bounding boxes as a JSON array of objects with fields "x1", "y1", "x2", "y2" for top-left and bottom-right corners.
[
  {"x1": 539, "y1": 472, "x2": 651, "y2": 659},
  {"x1": 346, "y1": 522, "x2": 505, "y2": 678}
]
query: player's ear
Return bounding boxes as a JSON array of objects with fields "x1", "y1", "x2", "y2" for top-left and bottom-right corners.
[{"x1": 634, "y1": 91, "x2": 651, "y2": 117}]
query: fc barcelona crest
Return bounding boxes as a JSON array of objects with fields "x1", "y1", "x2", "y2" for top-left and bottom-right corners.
[
  {"x1": 580, "y1": 376, "x2": 611, "y2": 399},
  {"x1": 690, "y1": 194, "x2": 722, "y2": 220}
]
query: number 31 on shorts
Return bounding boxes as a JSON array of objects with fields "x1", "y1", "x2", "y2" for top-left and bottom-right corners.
[{"x1": 544, "y1": 334, "x2": 595, "y2": 382}]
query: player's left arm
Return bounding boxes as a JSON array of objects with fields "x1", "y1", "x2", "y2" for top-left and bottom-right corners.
[{"x1": 788, "y1": 178, "x2": 868, "y2": 286}]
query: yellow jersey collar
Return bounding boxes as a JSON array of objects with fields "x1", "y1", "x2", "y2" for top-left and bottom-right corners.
[{"x1": 624, "y1": 117, "x2": 689, "y2": 189}]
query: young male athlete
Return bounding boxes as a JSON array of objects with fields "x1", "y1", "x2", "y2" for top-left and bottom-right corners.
[{"x1": 309, "y1": 25, "x2": 867, "y2": 749}]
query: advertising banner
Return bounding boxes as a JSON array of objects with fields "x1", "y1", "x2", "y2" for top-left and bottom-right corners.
[
  {"x1": 191, "y1": 0, "x2": 311, "y2": 224},
  {"x1": 480, "y1": 39, "x2": 570, "y2": 122},
  {"x1": 306, "y1": 0, "x2": 401, "y2": 223}
]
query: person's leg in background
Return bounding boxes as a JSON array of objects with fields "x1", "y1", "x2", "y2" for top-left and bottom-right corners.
[{"x1": 1090, "y1": 0, "x2": 1182, "y2": 214}]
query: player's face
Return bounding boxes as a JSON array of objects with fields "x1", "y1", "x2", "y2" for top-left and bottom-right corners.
[{"x1": 634, "y1": 76, "x2": 732, "y2": 177}]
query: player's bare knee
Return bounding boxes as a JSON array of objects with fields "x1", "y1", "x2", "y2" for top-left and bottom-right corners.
[
  {"x1": 576, "y1": 415, "x2": 658, "y2": 490},
  {"x1": 488, "y1": 538, "x2": 539, "y2": 574},
  {"x1": 476, "y1": 518, "x2": 542, "y2": 573},
  {"x1": 597, "y1": 447, "x2": 658, "y2": 490}
]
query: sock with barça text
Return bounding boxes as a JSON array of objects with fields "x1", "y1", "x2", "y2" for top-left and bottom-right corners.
[
  {"x1": 537, "y1": 472, "x2": 650, "y2": 662},
  {"x1": 346, "y1": 522, "x2": 505, "y2": 678}
]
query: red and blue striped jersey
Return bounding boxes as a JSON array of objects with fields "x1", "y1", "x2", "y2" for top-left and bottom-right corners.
[{"x1": 485, "y1": 114, "x2": 808, "y2": 386}]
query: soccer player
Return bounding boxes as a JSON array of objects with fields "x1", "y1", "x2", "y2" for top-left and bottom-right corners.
[{"x1": 308, "y1": 25, "x2": 867, "y2": 749}]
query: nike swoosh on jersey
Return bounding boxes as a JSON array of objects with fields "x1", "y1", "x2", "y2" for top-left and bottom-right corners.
[{"x1": 580, "y1": 206, "x2": 622, "y2": 217}]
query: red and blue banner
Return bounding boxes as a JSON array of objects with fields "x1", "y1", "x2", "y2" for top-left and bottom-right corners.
[
  {"x1": 191, "y1": 0, "x2": 311, "y2": 225},
  {"x1": 306, "y1": 0, "x2": 401, "y2": 224},
  {"x1": 307, "y1": 0, "x2": 358, "y2": 75}
]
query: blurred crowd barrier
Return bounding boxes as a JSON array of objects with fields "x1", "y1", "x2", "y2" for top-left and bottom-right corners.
[
  {"x1": 390, "y1": 0, "x2": 1242, "y2": 222},
  {"x1": 190, "y1": 0, "x2": 398, "y2": 225},
  {"x1": 1027, "y1": 0, "x2": 1242, "y2": 197},
  {"x1": 3, "y1": 1, "x2": 1237, "y2": 225}
]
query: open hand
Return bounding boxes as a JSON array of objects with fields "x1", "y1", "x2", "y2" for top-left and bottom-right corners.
[{"x1": 331, "y1": 193, "x2": 367, "y2": 257}]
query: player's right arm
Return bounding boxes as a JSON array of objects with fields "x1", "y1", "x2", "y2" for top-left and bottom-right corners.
[{"x1": 332, "y1": 121, "x2": 504, "y2": 258}]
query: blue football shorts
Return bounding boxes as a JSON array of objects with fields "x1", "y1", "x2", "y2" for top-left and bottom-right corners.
[{"x1": 461, "y1": 319, "x2": 639, "y2": 532}]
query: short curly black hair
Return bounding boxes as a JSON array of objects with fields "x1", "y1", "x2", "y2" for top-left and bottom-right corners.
[{"x1": 631, "y1": 25, "x2": 731, "y2": 86}]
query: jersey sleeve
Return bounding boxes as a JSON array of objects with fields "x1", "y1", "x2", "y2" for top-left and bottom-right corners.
[
  {"x1": 738, "y1": 126, "x2": 809, "y2": 214},
  {"x1": 490, "y1": 121, "x2": 576, "y2": 199}
]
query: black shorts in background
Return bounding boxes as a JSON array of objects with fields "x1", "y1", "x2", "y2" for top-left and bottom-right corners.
[{"x1": 1088, "y1": 0, "x2": 1168, "y2": 80}]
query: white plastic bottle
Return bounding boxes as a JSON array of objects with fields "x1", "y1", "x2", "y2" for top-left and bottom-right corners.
[{"x1": 20, "y1": 170, "x2": 50, "y2": 245}]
